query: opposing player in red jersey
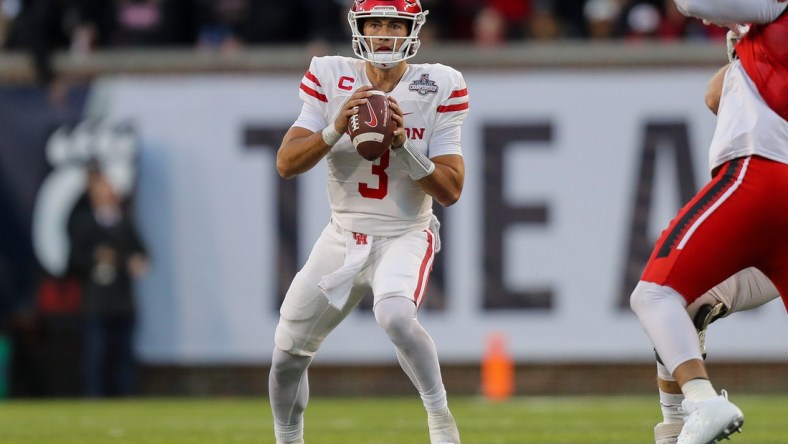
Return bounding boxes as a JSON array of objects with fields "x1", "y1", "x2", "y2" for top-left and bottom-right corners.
[
  {"x1": 630, "y1": 0, "x2": 788, "y2": 443},
  {"x1": 268, "y1": 1, "x2": 468, "y2": 443}
]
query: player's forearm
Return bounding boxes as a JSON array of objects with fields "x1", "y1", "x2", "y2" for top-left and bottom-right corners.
[
  {"x1": 674, "y1": 0, "x2": 786, "y2": 24},
  {"x1": 276, "y1": 131, "x2": 332, "y2": 179},
  {"x1": 419, "y1": 160, "x2": 464, "y2": 207}
]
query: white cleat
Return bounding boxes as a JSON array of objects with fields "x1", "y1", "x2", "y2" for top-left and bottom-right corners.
[
  {"x1": 428, "y1": 409, "x2": 461, "y2": 444},
  {"x1": 655, "y1": 421, "x2": 684, "y2": 444},
  {"x1": 677, "y1": 391, "x2": 743, "y2": 444}
]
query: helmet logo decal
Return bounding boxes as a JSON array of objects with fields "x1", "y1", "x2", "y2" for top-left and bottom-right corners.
[{"x1": 409, "y1": 74, "x2": 438, "y2": 95}]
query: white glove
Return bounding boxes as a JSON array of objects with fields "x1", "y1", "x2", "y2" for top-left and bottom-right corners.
[{"x1": 726, "y1": 24, "x2": 749, "y2": 62}]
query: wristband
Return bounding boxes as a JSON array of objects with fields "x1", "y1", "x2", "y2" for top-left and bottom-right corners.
[
  {"x1": 392, "y1": 139, "x2": 435, "y2": 180},
  {"x1": 321, "y1": 125, "x2": 342, "y2": 147}
]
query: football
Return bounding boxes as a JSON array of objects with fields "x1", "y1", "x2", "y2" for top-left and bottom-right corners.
[{"x1": 348, "y1": 89, "x2": 396, "y2": 161}]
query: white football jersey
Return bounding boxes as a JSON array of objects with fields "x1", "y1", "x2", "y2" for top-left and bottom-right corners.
[
  {"x1": 294, "y1": 56, "x2": 469, "y2": 236},
  {"x1": 709, "y1": 60, "x2": 788, "y2": 172}
]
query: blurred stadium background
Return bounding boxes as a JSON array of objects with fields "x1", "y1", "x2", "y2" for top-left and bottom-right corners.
[{"x1": 0, "y1": 0, "x2": 787, "y2": 402}]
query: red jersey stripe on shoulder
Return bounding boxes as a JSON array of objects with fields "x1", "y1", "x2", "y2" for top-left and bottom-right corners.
[
  {"x1": 437, "y1": 102, "x2": 469, "y2": 113},
  {"x1": 449, "y1": 88, "x2": 468, "y2": 98},
  {"x1": 300, "y1": 83, "x2": 328, "y2": 102},
  {"x1": 304, "y1": 70, "x2": 322, "y2": 87}
]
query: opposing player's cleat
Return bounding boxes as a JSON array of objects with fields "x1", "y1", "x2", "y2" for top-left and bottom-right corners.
[
  {"x1": 693, "y1": 303, "x2": 728, "y2": 357},
  {"x1": 428, "y1": 409, "x2": 461, "y2": 444},
  {"x1": 655, "y1": 421, "x2": 684, "y2": 444},
  {"x1": 677, "y1": 391, "x2": 743, "y2": 444}
]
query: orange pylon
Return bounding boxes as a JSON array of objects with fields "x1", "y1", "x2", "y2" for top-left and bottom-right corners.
[{"x1": 481, "y1": 332, "x2": 514, "y2": 402}]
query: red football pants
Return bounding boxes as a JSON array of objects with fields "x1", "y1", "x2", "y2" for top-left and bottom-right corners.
[{"x1": 641, "y1": 155, "x2": 788, "y2": 311}]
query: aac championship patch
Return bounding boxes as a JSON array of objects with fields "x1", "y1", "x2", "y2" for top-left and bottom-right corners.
[{"x1": 409, "y1": 74, "x2": 438, "y2": 95}]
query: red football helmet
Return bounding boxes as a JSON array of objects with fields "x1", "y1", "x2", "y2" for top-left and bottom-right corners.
[{"x1": 348, "y1": 0, "x2": 428, "y2": 68}]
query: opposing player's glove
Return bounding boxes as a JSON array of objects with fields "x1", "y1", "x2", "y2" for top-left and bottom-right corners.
[{"x1": 726, "y1": 24, "x2": 749, "y2": 62}]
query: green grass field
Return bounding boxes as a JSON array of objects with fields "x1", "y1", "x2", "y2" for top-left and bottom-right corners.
[{"x1": 1, "y1": 395, "x2": 787, "y2": 443}]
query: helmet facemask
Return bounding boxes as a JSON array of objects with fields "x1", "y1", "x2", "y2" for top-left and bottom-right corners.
[{"x1": 348, "y1": 5, "x2": 428, "y2": 69}]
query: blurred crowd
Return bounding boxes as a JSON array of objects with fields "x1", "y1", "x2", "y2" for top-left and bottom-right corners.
[
  {"x1": 0, "y1": 0, "x2": 727, "y2": 85},
  {"x1": 0, "y1": 0, "x2": 728, "y2": 56}
]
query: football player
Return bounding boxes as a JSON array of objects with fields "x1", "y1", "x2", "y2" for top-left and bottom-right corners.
[
  {"x1": 630, "y1": 0, "x2": 788, "y2": 443},
  {"x1": 653, "y1": 39, "x2": 782, "y2": 444},
  {"x1": 268, "y1": 1, "x2": 468, "y2": 443}
]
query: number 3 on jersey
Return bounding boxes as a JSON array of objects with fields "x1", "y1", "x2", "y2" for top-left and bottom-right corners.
[{"x1": 358, "y1": 151, "x2": 389, "y2": 199}]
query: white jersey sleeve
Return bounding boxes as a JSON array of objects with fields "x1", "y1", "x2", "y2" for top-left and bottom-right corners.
[
  {"x1": 430, "y1": 66, "x2": 469, "y2": 158},
  {"x1": 299, "y1": 58, "x2": 331, "y2": 116},
  {"x1": 294, "y1": 55, "x2": 355, "y2": 144},
  {"x1": 674, "y1": 0, "x2": 788, "y2": 25},
  {"x1": 292, "y1": 102, "x2": 326, "y2": 133}
]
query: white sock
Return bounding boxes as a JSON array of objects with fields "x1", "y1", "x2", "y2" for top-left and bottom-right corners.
[
  {"x1": 659, "y1": 390, "x2": 685, "y2": 423},
  {"x1": 421, "y1": 383, "x2": 449, "y2": 414},
  {"x1": 682, "y1": 379, "x2": 717, "y2": 402},
  {"x1": 274, "y1": 422, "x2": 303, "y2": 443}
]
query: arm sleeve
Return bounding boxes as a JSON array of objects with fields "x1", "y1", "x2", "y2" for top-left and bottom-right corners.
[
  {"x1": 674, "y1": 0, "x2": 788, "y2": 25},
  {"x1": 429, "y1": 69, "x2": 469, "y2": 158}
]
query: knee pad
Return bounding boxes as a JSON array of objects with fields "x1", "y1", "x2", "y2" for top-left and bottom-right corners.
[
  {"x1": 374, "y1": 296, "x2": 417, "y2": 340},
  {"x1": 630, "y1": 281, "x2": 687, "y2": 315},
  {"x1": 629, "y1": 281, "x2": 651, "y2": 315},
  {"x1": 274, "y1": 319, "x2": 320, "y2": 358}
]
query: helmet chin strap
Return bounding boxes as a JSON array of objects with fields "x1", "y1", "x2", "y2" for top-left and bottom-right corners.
[
  {"x1": 368, "y1": 49, "x2": 404, "y2": 69},
  {"x1": 371, "y1": 61, "x2": 400, "y2": 70}
]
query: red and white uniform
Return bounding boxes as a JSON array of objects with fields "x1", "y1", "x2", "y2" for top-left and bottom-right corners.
[
  {"x1": 632, "y1": 0, "x2": 788, "y2": 374},
  {"x1": 296, "y1": 55, "x2": 469, "y2": 237},
  {"x1": 275, "y1": 56, "x2": 468, "y2": 356}
]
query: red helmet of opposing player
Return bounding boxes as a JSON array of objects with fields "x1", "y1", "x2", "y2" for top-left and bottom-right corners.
[{"x1": 348, "y1": 0, "x2": 429, "y2": 69}]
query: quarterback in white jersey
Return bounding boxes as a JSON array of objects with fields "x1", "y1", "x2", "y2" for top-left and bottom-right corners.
[{"x1": 268, "y1": 1, "x2": 468, "y2": 444}]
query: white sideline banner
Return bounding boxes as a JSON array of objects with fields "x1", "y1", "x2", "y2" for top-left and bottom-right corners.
[{"x1": 87, "y1": 70, "x2": 788, "y2": 364}]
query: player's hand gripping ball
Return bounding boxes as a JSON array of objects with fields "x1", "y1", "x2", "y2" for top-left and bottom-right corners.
[{"x1": 349, "y1": 89, "x2": 396, "y2": 161}]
